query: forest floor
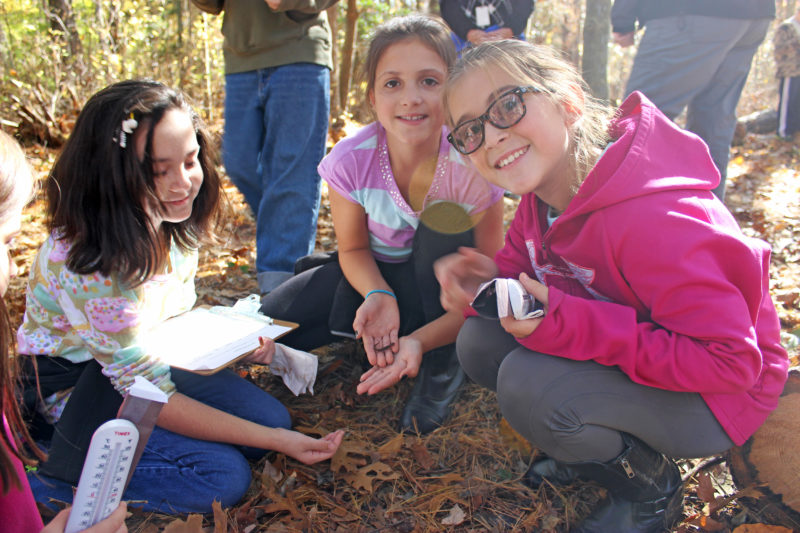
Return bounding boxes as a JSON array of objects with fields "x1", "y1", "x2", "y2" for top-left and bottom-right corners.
[{"x1": 13, "y1": 123, "x2": 800, "y2": 532}]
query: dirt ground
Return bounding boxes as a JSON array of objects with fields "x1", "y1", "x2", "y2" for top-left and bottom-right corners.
[{"x1": 13, "y1": 126, "x2": 800, "y2": 532}]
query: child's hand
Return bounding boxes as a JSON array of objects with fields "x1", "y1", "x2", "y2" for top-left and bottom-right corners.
[
  {"x1": 434, "y1": 247, "x2": 498, "y2": 313},
  {"x1": 353, "y1": 294, "x2": 400, "y2": 367},
  {"x1": 466, "y1": 28, "x2": 488, "y2": 44},
  {"x1": 613, "y1": 31, "x2": 635, "y2": 47},
  {"x1": 244, "y1": 336, "x2": 276, "y2": 365},
  {"x1": 279, "y1": 428, "x2": 345, "y2": 465},
  {"x1": 499, "y1": 273, "x2": 548, "y2": 338},
  {"x1": 356, "y1": 336, "x2": 423, "y2": 395},
  {"x1": 43, "y1": 502, "x2": 128, "y2": 533},
  {"x1": 485, "y1": 27, "x2": 514, "y2": 41}
]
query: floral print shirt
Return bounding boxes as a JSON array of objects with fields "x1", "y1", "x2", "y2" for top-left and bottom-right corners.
[{"x1": 17, "y1": 233, "x2": 197, "y2": 421}]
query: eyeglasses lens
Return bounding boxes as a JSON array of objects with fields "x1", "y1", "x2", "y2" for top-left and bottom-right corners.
[
  {"x1": 453, "y1": 90, "x2": 525, "y2": 155},
  {"x1": 491, "y1": 93, "x2": 524, "y2": 126}
]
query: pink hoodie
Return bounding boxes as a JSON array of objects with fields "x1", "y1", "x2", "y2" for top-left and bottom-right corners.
[
  {"x1": 494, "y1": 92, "x2": 789, "y2": 446},
  {"x1": 2, "y1": 416, "x2": 44, "y2": 533}
]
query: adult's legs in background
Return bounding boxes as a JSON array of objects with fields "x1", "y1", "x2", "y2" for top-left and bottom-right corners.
[
  {"x1": 778, "y1": 75, "x2": 800, "y2": 138},
  {"x1": 257, "y1": 63, "x2": 329, "y2": 293},
  {"x1": 223, "y1": 70, "x2": 265, "y2": 222},
  {"x1": 683, "y1": 18, "x2": 769, "y2": 199},
  {"x1": 224, "y1": 64, "x2": 330, "y2": 294},
  {"x1": 625, "y1": 16, "x2": 770, "y2": 200}
]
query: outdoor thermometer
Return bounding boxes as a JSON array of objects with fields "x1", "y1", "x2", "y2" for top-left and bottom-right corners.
[{"x1": 64, "y1": 419, "x2": 139, "y2": 533}]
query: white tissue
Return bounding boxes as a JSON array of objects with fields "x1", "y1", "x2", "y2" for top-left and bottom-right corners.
[{"x1": 270, "y1": 343, "x2": 318, "y2": 396}]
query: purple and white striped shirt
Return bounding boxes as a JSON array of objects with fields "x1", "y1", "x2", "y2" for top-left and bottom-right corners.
[{"x1": 319, "y1": 122, "x2": 503, "y2": 262}]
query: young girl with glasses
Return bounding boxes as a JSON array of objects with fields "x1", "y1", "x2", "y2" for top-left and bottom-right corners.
[
  {"x1": 261, "y1": 15, "x2": 504, "y2": 434},
  {"x1": 17, "y1": 80, "x2": 343, "y2": 515},
  {"x1": 0, "y1": 131, "x2": 128, "y2": 532},
  {"x1": 363, "y1": 40, "x2": 789, "y2": 532}
]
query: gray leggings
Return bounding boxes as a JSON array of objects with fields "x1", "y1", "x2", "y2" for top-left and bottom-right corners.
[{"x1": 457, "y1": 317, "x2": 734, "y2": 463}]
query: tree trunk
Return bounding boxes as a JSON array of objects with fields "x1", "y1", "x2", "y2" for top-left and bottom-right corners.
[
  {"x1": 727, "y1": 368, "x2": 800, "y2": 530},
  {"x1": 581, "y1": 0, "x2": 610, "y2": 101},
  {"x1": 46, "y1": 0, "x2": 82, "y2": 59},
  {"x1": 338, "y1": 0, "x2": 359, "y2": 114},
  {"x1": 327, "y1": 5, "x2": 340, "y2": 119},
  {"x1": 94, "y1": 0, "x2": 111, "y2": 55},
  {"x1": 559, "y1": 0, "x2": 583, "y2": 67},
  {"x1": 0, "y1": 11, "x2": 12, "y2": 72},
  {"x1": 176, "y1": 0, "x2": 187, "y2": 87}
]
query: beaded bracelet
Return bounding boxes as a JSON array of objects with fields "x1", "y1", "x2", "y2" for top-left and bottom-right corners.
[{"x1": 365, "y1": 289, "x2": 396, "y2": 300}]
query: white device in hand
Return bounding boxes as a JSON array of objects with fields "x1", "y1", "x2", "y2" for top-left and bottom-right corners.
[
  {"x1": 64, "y1": 419, "x2": 138, "y2": 533},
  {"x1": 471, "y1": 278, "x2": 545, "y2": 320}
]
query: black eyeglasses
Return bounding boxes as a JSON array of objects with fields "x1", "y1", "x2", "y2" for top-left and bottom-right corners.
[{"x1": 447, "y1": 86, "x2": 541, "y2": 155}]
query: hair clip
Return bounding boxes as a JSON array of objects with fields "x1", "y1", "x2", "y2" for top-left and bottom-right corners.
[{"x1": 119, "y1": 113, "x2": 139, "y2": 148}]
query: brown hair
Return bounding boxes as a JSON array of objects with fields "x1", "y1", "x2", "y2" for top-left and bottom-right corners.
[
  {"x1": 0, "y1": 130, "x2": 40, "y2": 493},
  {"x1": 363, "y1": 14, "x2": 456, "y2": 101},
  {"x1": 444, "y1": 40, "x2": 613, "y2": 191}
]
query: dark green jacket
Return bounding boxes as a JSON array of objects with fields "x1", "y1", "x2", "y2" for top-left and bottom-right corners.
[{"x1": 192, "y1": 0, "x2": 338, "y2": 73}]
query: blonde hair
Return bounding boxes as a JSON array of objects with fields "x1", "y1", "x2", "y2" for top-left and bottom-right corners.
[
  {"x1": 444, "y1": 40, "x2": 614, "y2": 192},
  {"x1": 0, "y1": 130, "x2": 39, "y2": 493},
  {"x1": 0, "y1": 131, "x2": 33, "y2": 224}
]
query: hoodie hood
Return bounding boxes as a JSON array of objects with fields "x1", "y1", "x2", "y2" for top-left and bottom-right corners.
[{"x1": 566, "y1": 91, "x2": 720, "y2": 220}]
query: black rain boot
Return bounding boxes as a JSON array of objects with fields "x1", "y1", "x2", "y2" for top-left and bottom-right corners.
[
  {"x1": 523, "y1": 456, "x2": 581, "y2": 489},
  {"x1": 400, "y1": 346, "x2": 465, "y2": 434},
  {"x1": 570, "y1": 434, "x2": 684, "y2": 533}
]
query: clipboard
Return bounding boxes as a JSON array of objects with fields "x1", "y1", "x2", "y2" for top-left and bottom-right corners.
[{"x1": 142, "y1": 306, "x2": 298, "y2": 375}]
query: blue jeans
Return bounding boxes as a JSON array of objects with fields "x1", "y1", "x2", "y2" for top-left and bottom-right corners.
[
  {"x1": 224, "y1": 64, "x2": 330, "y2": 293},
  {"x1": 28, "y1": 369, "x2": 291, "y2": 514}
]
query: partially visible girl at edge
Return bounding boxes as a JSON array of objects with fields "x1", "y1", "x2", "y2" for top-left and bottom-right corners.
[
  {"x1": 18, "y1": 80, "x2": 343, "y2": 515},
  {"x1": 360, "y1": 40, "x2": 789, "y2": 532},
  {"x1": 261, "y1": 15, "x2": 504, "y2": 435},
  {"x1": 0, "y1": 131, "x2": 127, "y2": 532}
]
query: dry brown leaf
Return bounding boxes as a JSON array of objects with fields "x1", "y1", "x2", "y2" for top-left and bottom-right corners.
[
  {"x1": 212, "y1": 499, "x2": 228, "y2": 533},
  {"x1": 343, "y1": 461, "x2": 399, "y2": 493},
  {"x1": 499, "y1": 417, "x2": 533, "y2": 455},
  {"x1": 410, "y1": 440, "x2": 435, "y2": 470},
  {"x1": 257, "y1": 489, "x2": 301, "y2": 518},
  {"x1": 330, "y1": 439, "x2": 370, "y2": 473},
  {"x1": 441, "y1": 504, "x2": 466, "y2": 526},
  {"x1": 232, "y1": 498, "x2": 258, "y2": 526},
  {"x1": 695, "y1": 472, "x2": 716, "y2": 503},
  {"x1": 378, "y1": 433, "x2": 404, "y2": 459},
  {"x1": 261, "y1": 458, "x2": 283, "y2": 486},
  {"x1": 161, "y1": 513, "x2": 206, "y2": 533},
  {"x1": 687, "y1": 513, "x2": 726, "y2": 532}
]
